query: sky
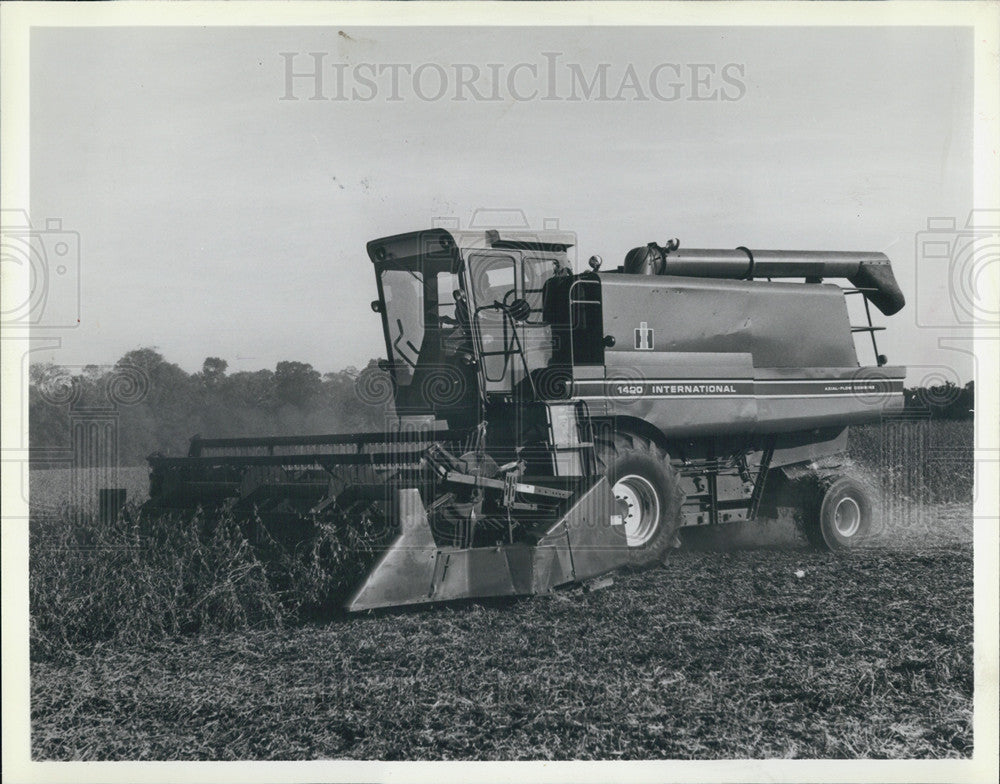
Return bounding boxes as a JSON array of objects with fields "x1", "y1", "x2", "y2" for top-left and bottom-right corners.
[{"x1": 28, "y1": 25, "x2": 975, "y2": 386}]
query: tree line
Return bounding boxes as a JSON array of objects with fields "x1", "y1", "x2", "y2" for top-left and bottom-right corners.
[
  {"x1": 29, "y1": 348, "x2": 391, "y2": 467},
  {"x1": 28, "y1": 347, "x2": 974, "y2": 467},
  {"x1": 902, "y1": 380, "x2": 975, "y2": 420}
]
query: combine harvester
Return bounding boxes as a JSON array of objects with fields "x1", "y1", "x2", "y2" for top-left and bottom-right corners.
[{"x1": 147, "y1": 227, "x2": 906, "y2": 610}]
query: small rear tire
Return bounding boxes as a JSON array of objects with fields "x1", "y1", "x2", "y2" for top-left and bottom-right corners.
[{"x1": 801, "y1": 475, "x2": 873, "y2": 550}]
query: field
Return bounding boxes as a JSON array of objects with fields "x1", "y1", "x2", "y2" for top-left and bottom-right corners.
[
  {"x1": 27, "y1": 421, "x2": 976, "y2": 760},
  {"x1": 28, "y1": 465, "x2": 151, "y2": 516}
]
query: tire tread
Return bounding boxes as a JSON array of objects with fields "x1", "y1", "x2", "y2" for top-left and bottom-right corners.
[{"x1": 596, "y1": 429, "x2": 685, "y2": 566}]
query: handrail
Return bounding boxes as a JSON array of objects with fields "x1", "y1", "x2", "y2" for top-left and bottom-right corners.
[
  {"x1": 862, "y1": 295, "x2": 882, "y2": 365},
  {"x1": 471, "y1": 302, "x2": 538, "y2": 398},
  {"x1": 566, "y1": 277, "x2": 603, "y2": 391}
]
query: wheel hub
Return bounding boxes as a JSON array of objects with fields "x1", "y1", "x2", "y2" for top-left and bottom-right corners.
[
  {"x1": 612, "y1": 474, "x2": 660, "y2": 547},
  {"x1": 833, "y1": 496, "x2": 861, "y2": 537}
]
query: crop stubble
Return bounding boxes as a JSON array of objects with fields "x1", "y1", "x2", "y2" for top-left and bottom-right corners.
[
  {"x1": 31, "y1": 514, "x2": 972, "y2": 760},
  {"x1": 28, "y1": 421, "x2": 975, "y2": 759}
]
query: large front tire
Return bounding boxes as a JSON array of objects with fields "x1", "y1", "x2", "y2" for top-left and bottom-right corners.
[{"x1": 596, "y1": 431, "x2": 684, "y2": 567}]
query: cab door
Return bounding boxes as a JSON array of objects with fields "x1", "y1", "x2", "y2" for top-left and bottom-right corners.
[{"x1": 466, "y1": 250, "x2": 557, "y2": 396}]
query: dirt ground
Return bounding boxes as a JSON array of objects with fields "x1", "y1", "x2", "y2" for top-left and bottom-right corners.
[{"x1": 31, "y1": 503, "x2": 973, "y2": 760}]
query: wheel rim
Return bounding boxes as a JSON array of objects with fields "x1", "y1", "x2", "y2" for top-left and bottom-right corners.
[
  {"x1": 833, "y1": 496, "x2": 862, "y2": 538},
  {"x1": 612, "y1": 474, "x2": 661, "y2": 547}
]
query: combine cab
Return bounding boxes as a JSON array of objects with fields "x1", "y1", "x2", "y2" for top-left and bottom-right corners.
[{"x1": 147, "y1": 227, "x2": 906, "y2": 610}]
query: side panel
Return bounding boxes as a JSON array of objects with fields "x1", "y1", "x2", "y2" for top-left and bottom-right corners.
[
  {"x1": 576, "y1": 365, "x2": 904, "y2": 438},
  {"x1": 599, "y1": 273, "x2": 857, "y2": 368},
  {"x1": 770, "y1": 427, "x2": 849, "y2": 469},
  {"x1": 576, "y1": 351, "x2": 758, "y2": 435},
  {"x1": 573, "y1": 274, "x2": 904, "y2": 437},
  {"x1": 752, "y1": 365, "x2": 905, "y2": 433}
]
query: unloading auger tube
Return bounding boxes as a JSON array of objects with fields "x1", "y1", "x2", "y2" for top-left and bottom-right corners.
[
  {"x1": 623, "y1": 241, "x2": 906, "y2": 315},
  {"x1": 138, "y1": 224, "x2": 908, "y2": 613}
]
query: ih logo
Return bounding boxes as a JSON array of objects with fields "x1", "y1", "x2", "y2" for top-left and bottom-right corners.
[{"x1": 634, "y1": 321, "x2": 654, "y2": 350}]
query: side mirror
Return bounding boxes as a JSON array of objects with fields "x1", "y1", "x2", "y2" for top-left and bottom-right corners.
[{"x1": 370, "y1": 300, "x2": 383, "y2": 313}]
